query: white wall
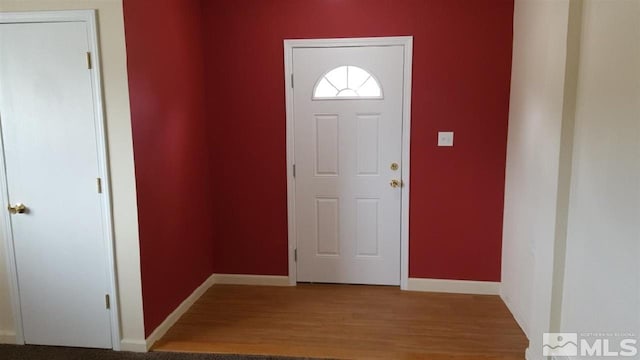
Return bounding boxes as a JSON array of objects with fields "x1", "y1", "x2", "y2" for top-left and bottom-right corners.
[
  {"x1": 504, "y1": 1, "x2": 640, "y2": 359},
  {"x1": 560, "y1": 0, "x2": 640, "y2": 351},
  {"x1": 0, "y1": 0, "x2": 146, "y2": 350},
  {"x1": 501, "y1": 0, "x2": 571, "y2": 346}
]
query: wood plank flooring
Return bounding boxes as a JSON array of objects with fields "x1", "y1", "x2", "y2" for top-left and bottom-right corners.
[{"x1": 153, "y1": 284, "x2": 527, "y2": 359}]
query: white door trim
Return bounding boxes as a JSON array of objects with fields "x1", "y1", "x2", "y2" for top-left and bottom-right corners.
[
  {"x1": 284, "y1": 37, "x2": 413, "y2": 290},
  {"x1": 0, "y1": 10, "x2": 122, "y2": 350}
]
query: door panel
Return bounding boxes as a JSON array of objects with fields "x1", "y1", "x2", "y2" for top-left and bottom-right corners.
[
  {"x1": 0, "y1": 22, "x2": 112, "y2": 348},
  {"x1": 315, "y1": 115, "x2": 339, "y2": 175},
  {"x1": 293, "y1": 46, "x2": 404, "y2": 285},
  {"x1": 356, "y1": 114, "x2": 381, "y2": 175}
]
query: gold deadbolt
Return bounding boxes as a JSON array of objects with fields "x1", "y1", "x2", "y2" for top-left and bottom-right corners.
[
  {"x1": 8, "y1": 203, "x2": 26, "y2": 215},
  {"x1": 390, "y1": 162, "x2": 399, "y2": 171},
  {"x1": 390, "y1": 179, "x2": 402, "y2": 188}
]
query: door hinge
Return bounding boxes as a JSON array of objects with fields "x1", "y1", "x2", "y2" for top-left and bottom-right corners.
[
  {"x1": 86, "y1": 52, "x2": 92, "y2": 70},
  {"x1": 292, "y1": 164, "x2": 296, "y2": 178},
  {"x1": 105, "y1": 294, "x2": 111, "y2": 309},
  {"x1": 96, "y1": 178, "x2": 102, "y2": 194},
  {"x1": 291, "y1": 73, "x2": 294, "y2": 88},
  {"x1": 294, "y1": 249, "x2": 297, "y2": 262}
]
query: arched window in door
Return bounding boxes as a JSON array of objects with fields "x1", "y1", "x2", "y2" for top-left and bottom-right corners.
[{"x1": 313, "y1": 65, "x2": 383, "y2": 100}]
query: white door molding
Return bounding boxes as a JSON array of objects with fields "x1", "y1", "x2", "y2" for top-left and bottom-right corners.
[
  {"x1": 284, "y1": 37, "x2": 413, "y2": 289},
  {"x1": 0, "y1": 10, "x2": 121, "y2": 350}
]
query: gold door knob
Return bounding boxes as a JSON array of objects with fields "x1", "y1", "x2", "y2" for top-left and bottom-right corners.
[
  {"x1": 8, "y1": 203, "x2": 27, "y2": 215},
  {"x1": 390, "y1": 179, "x2": 402, "y2": 188}
]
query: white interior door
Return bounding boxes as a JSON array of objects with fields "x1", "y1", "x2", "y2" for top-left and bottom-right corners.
[
  {"x1": 0, "y1": 21, "x2": 112, "y2": 348},
  {"x1": 293, "y1": 46, "x2": 404, "y2": 285}
]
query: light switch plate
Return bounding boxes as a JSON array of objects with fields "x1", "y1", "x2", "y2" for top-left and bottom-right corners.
[{"x1": 438, "y1": 131, "x2": 454, "y2": 147}]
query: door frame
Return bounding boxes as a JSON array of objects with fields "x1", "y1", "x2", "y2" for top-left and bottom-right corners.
[
  {"x1": 0, "y1": 10, "x2": 121, "y2": 349},
  {"x1": 283, "y1": 37, "x2": 413, "y2": 290}
]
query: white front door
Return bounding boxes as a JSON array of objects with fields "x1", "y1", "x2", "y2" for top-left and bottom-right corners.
[
  {"x1": 293, "y1": 45, "x2": 405, "y2": 285},
  {"x1": 0, "y1": 21, "x2": 112, "y2": 348}
]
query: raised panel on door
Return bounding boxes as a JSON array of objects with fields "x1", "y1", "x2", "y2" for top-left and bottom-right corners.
[
  {"x1": 0, "y1": 21, "x2": 112, "y2": 348},
  {"x1": 356, "y1": 198, "x2": 380, "y2": 257},
  {"x1": 315, "y1": 115, "x2": 339, "y2": 176},
  {"x1": 316, "y1": 198, "x2": 340, "y2": 256},
  {"x1": 356, "y1": 114, "x2": 381, "y2": 176}
]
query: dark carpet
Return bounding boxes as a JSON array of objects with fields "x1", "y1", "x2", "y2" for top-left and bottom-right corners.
[{"x1": 0, "y1": 345, "x2": 322, "y2": 360}]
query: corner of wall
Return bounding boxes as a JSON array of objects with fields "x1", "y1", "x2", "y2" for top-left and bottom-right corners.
[
  {"x1": 144, "y1": 274, "x2": 216, "y2": 350},
  {"x1": 549, "y1": 0, "x2": 584, "y2": 333},
  {"x1": 501, "y1": 0, "x2": 574, "y2": 357}
]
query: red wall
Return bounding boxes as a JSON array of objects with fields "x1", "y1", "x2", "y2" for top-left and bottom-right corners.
[
  {"x1": 124, "y1": 1, "x2": 513, "y2": 334},
  {"x1": 204, "y1": 0, "x2": 513, "y2": 281},
  {"x1": 123, "y1": 0, "x2": 214, "y2": 336}
]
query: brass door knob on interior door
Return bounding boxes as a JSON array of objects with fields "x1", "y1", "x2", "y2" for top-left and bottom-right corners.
[
  {"x1": 390, "y1": 179, "x2": 402, "y2": 188},
  {"x1": 8, "y1": 203, "x2": 27, "y2": 214}
]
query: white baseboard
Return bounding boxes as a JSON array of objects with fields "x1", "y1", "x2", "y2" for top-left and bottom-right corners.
[
  {"x1": 120, "y1": 338, "x2": 147, "y2": 352},
  {"x1": 143, "y1": 273, "x2": 287, "y2": 350},
  {"x1": 500, "y1": 293, "x2": 530, "y2": 338},
  {"x1": 212, "y1": 273, "x2": 291, "y2": 287},
  {"x1": 406, "y1": 278, "x2": 500, "y2": 295},
  {"x1": 0, "y1": 330, "x2": 16, "y2": 344},
  {"x1": 144, "y1": 273, "x2": 216, "y2": 350}
]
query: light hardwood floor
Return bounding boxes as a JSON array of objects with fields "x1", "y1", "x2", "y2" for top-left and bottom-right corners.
[{"x1": 153, "y1": 284, "x2": 527, "y2": 359}]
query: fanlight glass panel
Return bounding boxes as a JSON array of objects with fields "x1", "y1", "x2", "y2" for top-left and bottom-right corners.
[{"x1": 313, "y1": 66, "x2": 382, "y2": 99}]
